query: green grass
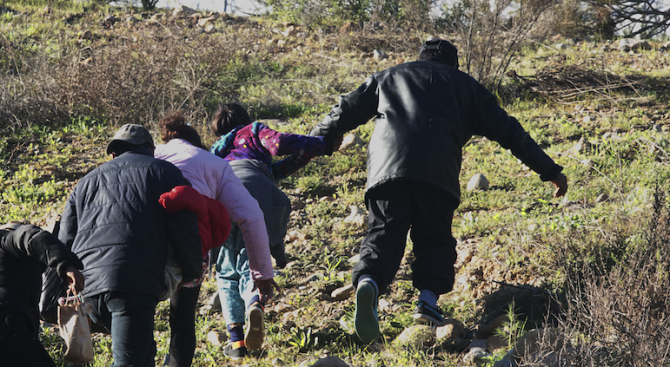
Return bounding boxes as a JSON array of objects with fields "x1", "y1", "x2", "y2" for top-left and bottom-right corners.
[{"x1": 0, "y1": 1, "x2": 667, "y2": 365}]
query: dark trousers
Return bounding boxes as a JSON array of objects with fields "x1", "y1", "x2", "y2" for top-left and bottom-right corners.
[
  {"x1": 87, "y1": 292, "x2": 158, "y2": 367},
  {"x1": 168, "y1": 285, "x2": 201, "y2": 367},
  {"x1": 352, "y1": 180, "x2": 459, "y2": 296},
  {"x1": 0, "y1": 308, "x2": 56, "y2": 367}
]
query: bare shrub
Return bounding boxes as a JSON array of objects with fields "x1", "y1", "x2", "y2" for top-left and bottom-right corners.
[
  {"x1": 542, "y1": 186, "x2": 670, "y2": 366},
  {"x1": 441, "y1": 0, "x2": 561, "y2": 89},
  {"x1": 0, "y1": 18, "x2": 257, "y2": 132}
]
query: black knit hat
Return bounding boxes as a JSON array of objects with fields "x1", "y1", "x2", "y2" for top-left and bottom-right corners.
[{"x1": 419, "y1": 39, "x2": 459, "y2": 67}]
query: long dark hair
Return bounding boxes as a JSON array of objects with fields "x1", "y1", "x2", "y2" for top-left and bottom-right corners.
[
  {"x1": 158, "y1": 110, "x2": 204, "y2": 149},
  {"x1": 210, "y1": 103, "x2": 252, "y2": 137}
]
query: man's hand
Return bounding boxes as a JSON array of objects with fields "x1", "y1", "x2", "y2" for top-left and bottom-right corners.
[
  {"x1": 253, "y1": 278, "x2": 281, "y2": 304},
  {"x1": 65, "y1": 266, "x2": 85, "y2": 294},
  {"x1": 551, "y1": 173, "x2": 568, "y2": 198}
]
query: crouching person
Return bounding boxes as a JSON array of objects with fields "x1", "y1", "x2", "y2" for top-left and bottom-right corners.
[
  {"x1": 0, "y1": 221, "x2": 85, "y2": 367},
  {"x1": 58, "y1": 124, "x2": 202, "y2": 367}
]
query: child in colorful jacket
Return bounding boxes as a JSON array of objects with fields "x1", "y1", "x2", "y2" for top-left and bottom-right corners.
[{"x1": 210, "y1": 103, "x2": 336, "y2": 358}]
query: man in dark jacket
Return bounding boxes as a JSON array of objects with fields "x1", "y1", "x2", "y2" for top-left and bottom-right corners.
[
  {"x1": 310, "y1": 39, "x2": 569, "y2": 343},
  {"x1": 59, "y1": 124, "x2": 203, "y2": 366},
  {"x1": 0, "y1": 221, "x2": 84, "y2": 367}
]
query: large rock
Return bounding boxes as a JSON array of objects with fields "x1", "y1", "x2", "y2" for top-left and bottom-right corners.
[
  {"x1": 436, "y1": 318, "x2": 465, "y2": 340},
  {"x1": 308, "y1": 356, "x2": 351, "y2": 367},
  {"x1": 476, "y1": 315, "x2": 508, "y2": 339},
  {"x1": 331, "y1": 284, "x2": 354, "y2": 301},
  {"x1": 393, "y1": 325, "x2": 435, "y2": 348},
  {"x1": 467, "y1": 173, "x2": 489, "y2": 191},
  {"x1": 206, "y1": 330, "x2": 227, "y2": 346},
  {"x1": 343, "y1": 205, "x2": 366, "y2": 227}
]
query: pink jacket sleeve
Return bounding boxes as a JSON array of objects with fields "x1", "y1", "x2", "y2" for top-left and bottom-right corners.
[{"x1": 215, "y1": 162, "x2": 274, "y2": 281}]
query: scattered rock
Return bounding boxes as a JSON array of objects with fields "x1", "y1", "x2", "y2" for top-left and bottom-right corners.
[
  {"x1": 309, "y1": 356, "x2": 351, "y2": 367},
  {"x1": 573, "y1": 137, "x2": 591, "y2": 153},
  {"x1": 393, "y1": 325, "x2": 434, "y2": 348},
  {"x1": 204, "y1": 24, "x2": 216, "y2": 34},
  {"x1": 463, "y1": 347, "x2": 494, "y2": 367},
  {"x1": 103, "y1": 15, "x2": 119, "y2": 24},
  {"x1": 493, "y1": 358, "x2": 517, "y2": 367},
  {"x1": 618, "y1": 38, "x2": 652, "y2": 52},
  {"x1": 197, "y1": 16, "x2": 216, "y2": 27},
  {"x1": 338, "y1": 133, "x2": 364, "y2": 151},
  {"x1": 348, "y1": 254, "x2": 360, "y2": 264},
  {"x1": 331, "y1": 284, "x2": 354, "y2": 301},
  {"x1": 274, "y1": 303, "x2": 296, "y2": 314},
  {"x1": 378, "y1": 298, "x2": 391, "y2": 313},
  {"x1": 467, "y1": 173, "x2": 489, "y2": 191},
  {"x1": 206, "y1": 330, "x2": 227, "y2": 346},
  {"x1": 172, "y1": 5, "x2": 196, "y2": 18},
  {"x1": 343, "y1": 205, "x2": 366, "y2": 227},
  {"x1": 554, "y1": 43, "x2": 569, "y2": 50},
  {"x1": 436, "y1": 318, "x2": 465, "y2": 340},
  {"x1": 373, "y1": 49, "x2": 388, "y2": 61}
]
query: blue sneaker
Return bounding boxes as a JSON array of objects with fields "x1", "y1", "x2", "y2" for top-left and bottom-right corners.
[
  {"x1": 413, "y1": 301, "x2": 446, "y2": 326},
  {"x1": 354, "y1": 280, "x2": 379, "y2": 343}
]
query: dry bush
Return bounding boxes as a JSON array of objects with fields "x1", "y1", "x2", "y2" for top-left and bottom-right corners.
[
  {"x1": 0, "y1": 17, "x2": 259, "y2": 132},
  {"x1": 441, "y1": 0, "x2": 561, "y2": 89},
  {"x1": 542, "y1": 186, "x2": 670, "y2": 366}
]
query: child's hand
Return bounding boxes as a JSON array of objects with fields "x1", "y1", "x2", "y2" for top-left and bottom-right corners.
[{"x1": 254, "y1": 278, "x2": 281, "y2": 303}]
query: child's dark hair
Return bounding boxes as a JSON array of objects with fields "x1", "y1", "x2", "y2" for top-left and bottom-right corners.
[
  {"x1": 159, "y1": 110, "x2": 204, "y2": 149},
  {"x1": 210, "y1": 103, "x2": 253, "y2": 137}
]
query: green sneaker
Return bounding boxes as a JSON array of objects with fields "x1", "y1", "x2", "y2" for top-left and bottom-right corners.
[{"x1": 354, "y1": 280, "x2": 379, "y2": 343}]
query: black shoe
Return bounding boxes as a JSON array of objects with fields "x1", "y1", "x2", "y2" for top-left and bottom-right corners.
[
  {"x1": 223, "y1": 342, "x2": 248, "y2": 360},
  {"x1": 413, "y1": 301, "x2": 446, "y2": 326}
]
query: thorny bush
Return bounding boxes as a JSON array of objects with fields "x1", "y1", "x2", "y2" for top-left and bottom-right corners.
[{"x1": 543, "y1": 185, "x2": 670, "y2": 366}]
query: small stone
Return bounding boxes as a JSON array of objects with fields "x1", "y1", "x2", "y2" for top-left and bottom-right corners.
[
  {"x1": 573, "y1": 137, "x2": 590, "y2": 153},
  {"x1": 348, "y1": 254, "x2": 360, "y2": 264},
  {"x1": 274, "y1": 303, "x2": 296, "y2": 313},
  {"x1": 310, "y1": 356, "x2": 352, "y2": 367},
  {"x1": 493, "y1": 358, "x2": 516, "y2": 367},
  {"x1": 206, "y1": 330, "x2": 227, "y2": 346},
  {"x1": 204, "y1": 24, "x2": 216, "y2": 33},
  {"x1": 277, "y1": 39, "x2": 286, "y2": 47},
  {"x1": 273, "y1": 358, "x2": 286, "y2": 366},
  {"x1": 103, "y1": 15, "x2": 119, "y2": 24},
  {"x1": 463, "y1": 348, "x2": 494, "y2": 367},
  {"x1": 467, "y1": 173, "x2": 489, "y2": 191},
  {"x1": 373, "y1": 50, "x2": 388, "y2": 61},
  {"x1": 339, "y1": 133, "x2": 364, "y2": 151},
  {"x1": 378, "y1": 298, "x2": 391, "y2": 313},
  {"x1": 393, "y1": 325, "x2": 435, "y2": 348},
  {"x1": 582, "y1": 115, "x2": 592, "y2": 123},
  {"x1": 343, "y1": 205, "x2": 366, "y2": 227},
  {"x1": 555, "y1": 43, "x2": 569, "y2": 50},
  {"x1": 331, "y1": 284, "x2": 354, "y2": 301}
]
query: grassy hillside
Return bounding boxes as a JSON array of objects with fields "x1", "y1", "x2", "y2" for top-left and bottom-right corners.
[{"x1": 2, "y1": 1, "x2": 670, "y2": 366}]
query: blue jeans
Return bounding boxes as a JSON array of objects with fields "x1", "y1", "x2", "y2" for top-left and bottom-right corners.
[
  {"x1": 86, "y1": 292, "x2": 158, "y2": 367},
  {"x1": 216, "y1": 223, "x2": 256, "y2": 325}
]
